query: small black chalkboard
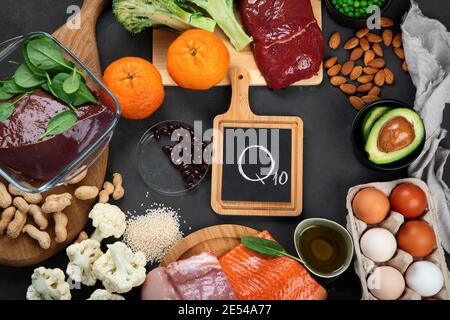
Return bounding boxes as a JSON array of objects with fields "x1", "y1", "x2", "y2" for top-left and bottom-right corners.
[{"x1": 221, "y1": 128, "x2": 292, "y2": 203}]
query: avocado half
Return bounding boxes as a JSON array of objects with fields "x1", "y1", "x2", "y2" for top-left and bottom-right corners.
[
  {"x1": 365, "y1": 108, "x2": 425, "y2": 164},
  {"x1": 362, "y1": 106, "x2": 391, "y2": 141}
]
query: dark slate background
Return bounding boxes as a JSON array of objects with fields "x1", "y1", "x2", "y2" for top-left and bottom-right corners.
[{"x1": 0, "y1": 0, "x2": 449, "y2": 300}]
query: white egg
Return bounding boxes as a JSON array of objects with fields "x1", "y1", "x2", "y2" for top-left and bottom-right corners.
[
  {"x1": 405, "y1": 261, "x2": 444, "y2": 297},
  {"x1": 360, "y1": 228, "x2": 397, "y2": 262}
]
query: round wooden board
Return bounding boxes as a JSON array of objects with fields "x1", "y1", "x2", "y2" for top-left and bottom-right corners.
[
  {"x1": 160, "y1": 224, "x2": 259, "y2": 267},
  {"x1": 0, "y1": 150, "x2": 108, "y2": 267}
]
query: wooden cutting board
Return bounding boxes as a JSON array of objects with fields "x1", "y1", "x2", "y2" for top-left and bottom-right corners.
[
  {"x1": 211, "y1": 67, "x2": 303, "y2": 216},
  {"x1": 160, "y1": 224, "x2": 258, "y2": 267},
  {"x1": 152, "y1": 0, "x2": 323, "y2": 87},
  {"x1": 0, "y1": 0, "x2": 110, "y2": 267}
]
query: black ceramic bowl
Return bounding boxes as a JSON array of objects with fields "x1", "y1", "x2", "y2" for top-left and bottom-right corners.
[
  {"x1": 324, "y1": 0, "x2": 392, "y2": 29},
  {"x1": 351, "y1": 99, "x2": 425, "y2": 171}
]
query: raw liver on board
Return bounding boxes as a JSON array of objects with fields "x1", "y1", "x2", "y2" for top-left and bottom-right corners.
[{"x1": 241, "y1": 0, "x2": 324, "y2": 89}]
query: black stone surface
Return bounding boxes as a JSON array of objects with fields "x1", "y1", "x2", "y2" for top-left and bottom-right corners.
[{"x1": 0, "y1": 0, "x2": 448, "y2": 300}]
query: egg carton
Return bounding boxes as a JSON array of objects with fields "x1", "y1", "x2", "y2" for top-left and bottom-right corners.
[{"x1": 346, "y1": 178, "x2": 450, "y2": 300}]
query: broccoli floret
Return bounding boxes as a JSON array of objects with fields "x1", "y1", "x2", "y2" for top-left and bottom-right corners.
[
  {"x1": 186, "y1": 0, "x2": 252, "y2": 51},
  {"x1": 113, "y1": 0, "x2": 216, "y2": 34}
]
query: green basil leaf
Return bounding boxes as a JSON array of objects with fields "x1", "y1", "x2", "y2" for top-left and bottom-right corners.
[
  {"x1": 25, "y1": 37, "x2": 69, "y2": 71},
  {"x1": 72, "y1": 81, "x2": 98, "y2": 106},
  {"x1": 0, "y1": 102, "x2": 15, "y2": 122},
  {"x1": 62, "y1": 68, "x2": 80, "y2": 94},
  {"x1": 43, "y1": 110, "x2": 77, "y2": 137},
  {"x1": 13, "y1": 64, "x2": 46, "y2": 88},
  {"x1": 241, "y1": 237, "x2": 287, "y2": 258}
]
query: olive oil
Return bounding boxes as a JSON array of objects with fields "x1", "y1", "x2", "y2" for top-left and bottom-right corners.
[{"x1": 297, "y1": 225, "x2": 349, "y2": 275}]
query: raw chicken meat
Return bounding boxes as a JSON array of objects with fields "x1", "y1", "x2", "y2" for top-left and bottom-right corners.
[
  {"x1": 141, "y1": 267, "x2": 180, "y2": 300},
  {"x1": 241, "y1": 0, "x2": 324, "y2": 89}
]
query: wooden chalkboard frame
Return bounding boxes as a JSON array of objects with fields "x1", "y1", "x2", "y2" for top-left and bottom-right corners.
[{"x1": 211, "y1": 68, "x2": 303, "y2": 216}]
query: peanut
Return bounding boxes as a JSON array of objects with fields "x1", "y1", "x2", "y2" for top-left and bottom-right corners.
[
  {"x1": 74, "y1": 186, "x2": 99, "y2": 201},
  {"x1": 29, "y1": 204, "x2": 48, "y2": 230},
  {"x1": 42, "y1": 193, "x2": 72, "y2": 214},
  {"x1": 75, "y1": 231, "x2": 88, "y2": 243},
  {"x1": 0, "y1": 207, "x2": 15, "y2": 235},
  {"x1": 99, "y1": 181, "x2": 114, "y2": 204},
  {"x1": 22, "y1": 225, "x2": 51, "y2": 250},
  {"x1": 6, "y1": 209, "x2": 27, "y2": 239},
  {"x1": 13, "y1": 197, "x2": 29, "y2": 214},
  {"x1": 54, "y1": 212, "x2": 68, "y2": 243},
  {"x1": 112, "y1": 173, "x2": 125, "y2": 201},
  {"x1": 67, "y1": 167, "x2": 88, "y2": 185},
  {"x1": 0, "y1": 182, "x2": 12, "y2": 209},
  {"x1": 8, "y1": 184, "x2": 42, "y2": 204}
]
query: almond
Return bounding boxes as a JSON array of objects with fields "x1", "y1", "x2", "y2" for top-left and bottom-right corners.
[
  {"x1": 384, "y1": 67, "x2": 395, "y2": 84},
  {"x1": 372, "y1": 43, "x2": 383, "y2": 57},
  {"x1": 362, "y1": 95, "x2": 380, "y2": 104},
  {"x1": 340, "y1": 84, "x2": 357, "y2": 95},
  {"x1": 356, "y1": 28, "x2": 369, "y2": 38},
  {"x1": 393, "y1": 33, "x2": 402, "y2": 48},
  {"x1": 349, "y1": 96, "x2": 366, "y2": 110},
  {"x1": 382, "y1": 29, "x2": 393, "y2": 46},
  {"x1": 341, "y1": 60, "x2": 355, "y2": 76},
  {"x1": 357, "y1": 75, "x2": 374, "y2": 84},
  {"x1": 327, "y1": 64, "x2": 341, "y2": 77},
  {"x1": 357, "y1": 82, "x2": 374, "y2": 93},
  {"x1": 324, "y1": 56, "x2": 338, "y2": 69},
  {"x1": 365, "y1": 33, "x2": 382, "y2": 43},
  {"x1": 364, "y1": 50, "x2": 375, "y2": 65},
  {"x1": 350, "y1": 47, "x2": 364, "y2": 61},
  {"x1": 329, "y1": 32, "x2": 341, "y2": 50},
  {"x1": 344, "y1": 37, "x2": 359, "y2": 50},
  {"x1": 350, "y1": 65, "x2": 363, "y2": 81},
  {"x1": 380, "y1": 17, "x2": 394, "y2": 28},
  {"x1": 363, "y1": 67, "x2": 379, "y2": 75},
  {"x1": 330, "y1": 76, "x2": 346, "y2": 86},
  {"x1": 374, "y1": 70, "x2": 385, "y2": 87},
  {"x1": 394, "y1": 47, "x2": 405, "y2": 60},
  {"x1": 368, "y1": 86, "x2": 381, "y2": 96},
  {"x1": 402, "y1": 61, "x2": 409, "y2": 72},
  {"x1": 359, "y1": 37, "x2": 370, "y2": 51},
  {"x1": 367, "y1": 58, "x2": 385, "y2": 69}
]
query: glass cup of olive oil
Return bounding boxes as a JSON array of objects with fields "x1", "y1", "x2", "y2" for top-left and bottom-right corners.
[{"x1": 294, "y1": 218, "x2": 354, "y2": 278}]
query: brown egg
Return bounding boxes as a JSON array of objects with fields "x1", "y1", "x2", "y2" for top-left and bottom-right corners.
[
  {"x1": 397, "y1": 221, "x2": 436, "y2": 258},
  {"x1": 352, "y1": 188, "x2": 390, "y2": 224}
]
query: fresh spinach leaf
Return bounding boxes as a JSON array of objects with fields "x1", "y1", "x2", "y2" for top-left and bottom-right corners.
[
  {"x1": 1, "y1": 79, "x2": 28, "y2": 94},
  {"x1": 42, "y1": 109, "x2": 77, "y2": 137},
  {"x1": 49, "y1": 73, "x2": 76, "y2": 105},
  {"x1": 25, "y1": 37, "x2": 71, "y2": 72},
  {"x1": 72, "y1": 81, "x2": 98, "y2": 106},
  {"x1": 13, "y1": 63, "x2": 45, "y2": 88},
  {"x1": 0, "y1": 87, "x2": 14, "y2": 100},
  {"x1": 62, "y1": 68, "x2": 80, "y2": 94},
  {"x1": 0, "y1": 102, "x2": 14, "y2": 122}
]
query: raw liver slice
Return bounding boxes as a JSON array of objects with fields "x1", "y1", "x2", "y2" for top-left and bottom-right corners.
[{"x1": 241, "y1": 0, "x2": 324, "y2": 89}]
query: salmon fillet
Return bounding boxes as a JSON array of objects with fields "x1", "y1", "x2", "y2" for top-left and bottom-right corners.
[{"x1": 219, "y1": 230, "x2": 327, "y2": 300}]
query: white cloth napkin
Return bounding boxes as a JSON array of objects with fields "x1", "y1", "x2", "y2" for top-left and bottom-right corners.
[{"x1": 402, "y1": 1, "x2": 450, "y2": 252}]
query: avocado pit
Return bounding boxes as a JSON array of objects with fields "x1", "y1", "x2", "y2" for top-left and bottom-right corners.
[{"x1": 377, "y1": 116, "x2": 415, "y2": 153}]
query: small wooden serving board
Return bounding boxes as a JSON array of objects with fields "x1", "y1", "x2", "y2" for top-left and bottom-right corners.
[
  {"x1": 152, "y1": 0, "x2": 323, "y2": 87},
  {"x1": 211, "y1": 68, "x2": 303, "y2": 216},
  {"x1": 160, "y1": 224, "x2": 258, "y2": 266},
  {"x1": 0, "y1": 0, "x2": 109, "y2": 267}
]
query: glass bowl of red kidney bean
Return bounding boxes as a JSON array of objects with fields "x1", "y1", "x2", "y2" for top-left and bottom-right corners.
[{"x1": 136, "y1": 120, "x2": 210, "y2": 195}]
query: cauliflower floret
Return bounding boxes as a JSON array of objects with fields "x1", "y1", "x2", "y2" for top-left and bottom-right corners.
[
  {"x1": 88, "y1": 289, "x2": 125, "y2": 300},
  {"x1": 89, "y1": 203, "x2": 126, "y2": 242},
  {"x1": 26, "y1": 267, "x2": 71, "y2": 300},
  {"x1": 93, "y1": 241, "x2": 146, "y2": 293},
  {"x1": 66, "y1": 239, "x2": 103, "y2": 286}
]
